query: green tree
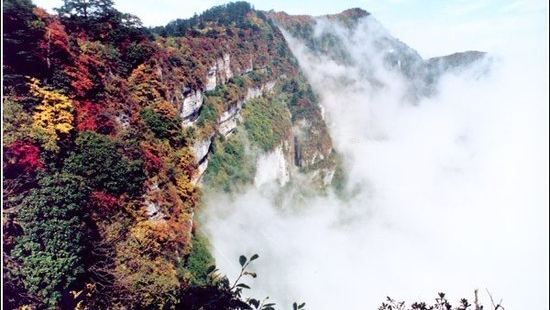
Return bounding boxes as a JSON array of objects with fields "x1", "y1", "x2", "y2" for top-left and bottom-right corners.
[
  {"x1": 141, "y1": 107, "x2": 181, "y2": 140},
  {"x1": 55, "y1": 0, "x2": 146, "y2": 41},
  {"x1": 63, "y1": 131, "x2": 145, "y2": 196},
  {"x1": 181, "y1": 233, "x2": 215, "y2": 287},
  {"x1": 11, "y1": 173, "x2": 90, "y2": 308},
  {"x1": 3, "y1": 0, "x2": 46, "y2": 88},
  {"x1": 56, "y1": 0, "x2": 116, "y2": 24}
]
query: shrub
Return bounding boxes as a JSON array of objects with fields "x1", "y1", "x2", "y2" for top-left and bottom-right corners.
[
  {"x1": 204, "y1": 133, "x2": 255, "y2": 192},
  {"x1": 64, "y1": 131, "x2": 145, "y2": 196},
  {"x1": 3, "y1": 141, "x2": 44, "y2": 177},
  {"x1": 11, "y1": 173, "x2": 90, "y2": 308},
  {"x1": 140, "y1": 107, "x2": 181, "y2": 140},
  {"x1": 181, "y1": 233, "x2": 215, "y2": 287}
]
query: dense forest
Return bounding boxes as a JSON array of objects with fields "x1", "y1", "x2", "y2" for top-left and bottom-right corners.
[
  {"x1": 3, "y1": 0, "x2": 322, "y2": 308},
  {"x1": 2, "y1": 1, "x2": 501, "y2": 309}
]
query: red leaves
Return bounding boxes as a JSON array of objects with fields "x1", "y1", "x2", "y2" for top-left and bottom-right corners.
[
  {"x1": 4, "y1": 141, "x2": 44, "y2": 177},
  {"x1": 34, "y1": 8, "x2": 72, "y2": 68},
  {"x1": 75, "y1": 101, "x2": 99, "y2": 131},
  {"x1": 90, "y1": 191, "x2": 119, "y2": 210},
  {"x1": 64, "y1": 56, "x2": 95, "y2": 98},
  {"x1": 75, "y1": 101, "x2": 115, "y2": 134},
  {"x1": 143, "y1": 148, "x2": 163, "y2": 174}
]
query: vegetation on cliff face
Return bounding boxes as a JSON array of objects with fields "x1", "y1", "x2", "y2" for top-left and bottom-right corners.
[{"x1": 2, "y1": 0, "x2": 333, "y2": 308}]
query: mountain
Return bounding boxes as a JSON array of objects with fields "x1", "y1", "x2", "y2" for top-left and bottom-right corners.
[
  {"x1": 2, "y1": 1, "x2": 486, "y2": 309},
  {"x1": 269, "y1": 9, "x2": 486, "y2": 98}
]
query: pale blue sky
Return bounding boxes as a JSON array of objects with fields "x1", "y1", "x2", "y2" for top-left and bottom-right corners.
[{"x1": 31, "y1": 0, "x2": 548, "y2": 57}]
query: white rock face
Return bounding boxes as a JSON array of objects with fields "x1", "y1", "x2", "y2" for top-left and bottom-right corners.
[
  {"x1": 221, "y1": 53, "x2": 232, "y2": 81},
  {"x1": 143, "y1": 181, "x2": 165, "y2": 220},
  {"x1": 219, "y1": 117, "x2": 238, "y2": 136},
  {"x1": 218, "y1": 99, "x2": 244, "y2": 137},
  {"x1": 206, "y1": 65, "x2": 217, "y2": 91},
  {"x1": 319, "y1": 104, "x2": 326, "y2": 120},
  {"x1": 180, "y1": 90, "x2": 203, "y2": 123},
  {"x1": 145, "y1": 201, "x2": 164, "y2": 220},
  {"x1": 206, "y1": 53, "x2": 233, "y2": 91},
  {"x1": 322, "y1": 168, "x2": 335, "y2": 186},
  {"x1": 217, "y1": 81, "x2": 277, "y2": 137},
  {"x1": 192, "y1": 158, "x2": 209, "y2": 185},
  {"x1": 192, "y1": 136, "x2": 213, "y2": 164},
  {"x1": 244, "y1": 59, "x2": 253, "y2": 73},
  {"x1": 254, "y1": 146, "x2": 290, "y2": 187},
  {"x1": 219, "y1": 101, "x2": 243, "y2": 123},
  {"x1": 245, "y1": 80, "x2": 276, "y2": 100},
  {"x1": 264, "y1": 80, "x2": 276, "y2": 92},
  {"x1": 246, "y1": 87, "x2": 262, "y2": 100},
  {"x1": 116, "y1": 113, "x2": 130, "y2": 129}
]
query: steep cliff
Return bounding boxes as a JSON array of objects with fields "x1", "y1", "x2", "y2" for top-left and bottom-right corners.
[{"x1": 2, "y1": 1, "x2": 336, "y2": 308}]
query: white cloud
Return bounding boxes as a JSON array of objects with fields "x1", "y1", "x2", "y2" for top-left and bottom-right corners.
[{"x1": 202, "y1": 10, "x2": 549, "y2": 310}]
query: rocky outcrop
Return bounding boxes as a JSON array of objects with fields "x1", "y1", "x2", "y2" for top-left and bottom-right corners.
[
  {"x1": 217, "y1": 81, "x2": 277, "y2": 137},
  {"x1": 116, "y1": 113, "x2": 130, "y2": 129},
  {"x1": 143, "y1": 181, "x2": 167, "y2": 220},
  {"x1": 191, "y1": 134, "x2": 214, "y2": 185},
  {"x1": 180, "y1": 88, "x2": 203, "y2": 125},
  {"x1": 219, "y1": 53, "x2": 233, "y2": 83},
  {"x1": 192, "y1": 158, "x2": 209, "y2": 185},
  {"x1": 244, "y1": 59, "x2": 253, "y2": 73},
  {"x1": 192, "y1": 135, "x2": 213, "y2": 164},
  {"x1": 205, "y1": 53, "x2": 233, "y2": 91},
  {"x1": 206, "y1": 65, "x2": 217, "y2": 91},
  {"x1": 254, "y1": 145, "x2": 290, "y2": 187}
]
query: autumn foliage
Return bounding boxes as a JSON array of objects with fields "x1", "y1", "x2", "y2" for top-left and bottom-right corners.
[
  {"x1": 2, "y1": 0, "x2": 310, "y2": 309},
  {"x1": 4, "y1": 141, "x2": 44, "y2": 177}
]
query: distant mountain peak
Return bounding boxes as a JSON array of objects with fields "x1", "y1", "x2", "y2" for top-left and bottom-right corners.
[{"x1": 336, "y1": 8, "x2": 370, "y2": 19}]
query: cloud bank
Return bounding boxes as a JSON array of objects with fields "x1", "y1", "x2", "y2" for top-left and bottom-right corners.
[{"x1": 201, "y1": 13, "x2": 549, "y2": 310}]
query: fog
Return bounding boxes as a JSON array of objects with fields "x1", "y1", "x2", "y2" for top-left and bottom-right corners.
[{"x1": 201, "y1": 13, "x2": 549, "y2": 310}]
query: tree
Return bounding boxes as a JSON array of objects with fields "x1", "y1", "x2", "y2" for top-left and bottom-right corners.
[
  {"x1": 28, "y1": 78, "x2": 74, "y2": 152},
  {"x1": 140, "y1": 107, "x2": 181, "y2": 140},
  {"x1": 2, "y1": 99, "x2": 34, "y2": 146},
  {"x1": 180, "y1": 233, "x2": 215, "y2": 287},
  {"x1": 56, "y1": 0, "x2": 116, "y2": 26},
  {"x1": 11, "y1": 173, "x2": 90, "y2": 308},
  {"x1": 3, "y1": 0, "x2": 47, "y2": 88},
  {"x1": 63, "y1": 131, "x2": 145, "y2": 196},
  {"x1": 55, "y1": 0, "x2": 147, "y2": 42},
  {"x1": 3, "y1": 141, "x2": 44, "y2": 178}
]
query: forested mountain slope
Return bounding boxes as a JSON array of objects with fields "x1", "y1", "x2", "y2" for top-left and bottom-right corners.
[
  {"x1": 3, "y1": 1, "x2": 336, "y2": 308},
  {"x1": 2, "y1": 1, "x2": 487, "y2": 309}
]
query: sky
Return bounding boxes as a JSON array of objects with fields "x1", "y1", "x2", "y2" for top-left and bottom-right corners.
[{"x1": 31, "y1": 0, "x2": 549, "y2": 57}]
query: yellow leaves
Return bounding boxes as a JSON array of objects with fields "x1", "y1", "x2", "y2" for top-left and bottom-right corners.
[
  {"x1": 28, "y1": 78, "x2": 74, "y2": 152},
  {"x1": 128, "y1": 64, "x2": 165, "y2": 106},
  {"x1": 70, "y1": 283, "x2": 96, "y2": 310},
  {"x1": 176, "y1": 174, "x2": 196, "y2": 200},
  {"x1": 129, "y1": 220, "x2": 171, "y2": 255},
  {"x1": 114, "y1": 222, "x2": 180, "y2": 308},
  {"x1": 170, "y1": 147, "x2": 200, "y2": 205},
  {"x1": 153, "y1": 100, "x2": 178, "y2": 118}
]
